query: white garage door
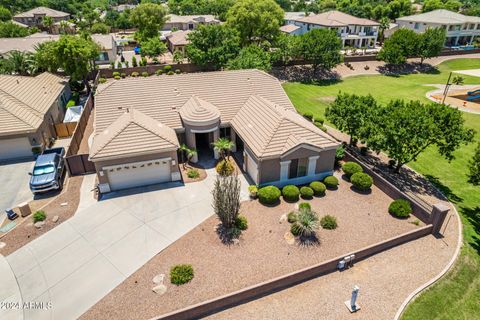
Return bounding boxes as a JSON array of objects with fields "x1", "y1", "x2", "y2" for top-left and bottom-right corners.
[
  {"x1": 246, "y1": 152, "x2": 258, "y2": 184},
  {"x1": 0, "y1": 137, "x2": 33, "y2": 161},
  {"x1": 106, "y1": 159, "x2": 172, "y2": 191}
]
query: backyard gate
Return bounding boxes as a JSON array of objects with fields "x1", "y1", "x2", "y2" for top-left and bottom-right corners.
[{"x1": 65, "y1": 154, "x2": 96, "y2": 175}]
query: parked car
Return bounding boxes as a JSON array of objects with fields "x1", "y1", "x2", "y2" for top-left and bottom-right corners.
[{"x1": 29, "y1": 147, "x2": 66, "y2": 194}]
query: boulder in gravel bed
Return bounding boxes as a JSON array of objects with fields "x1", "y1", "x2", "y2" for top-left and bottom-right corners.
[
  {"x1": 0, "y1": 242, "x2": 6, "y2": 249},
  {"x1": 279, "y1": 214, "x2": 287, "y2": 224},
  {"x1": 152, "y1": 284, "x2": 167, "y2": 295},
  {"x1": 284, "y1": 231, "x2": 295, "y2": 245},
  {"x1": 152, "y1": 274, "x2": 165, "y2": 284},
  {"x1": 52, "y1": 216, "x2": 59, "y2": 223},
  {"x1": 34, "y1": 221, "x2": 45, "y2": 228}
]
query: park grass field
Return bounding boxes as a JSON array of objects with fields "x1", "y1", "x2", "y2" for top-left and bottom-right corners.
[{"x1": 283, "y1": 58, "x2": 480, "y2": 320}]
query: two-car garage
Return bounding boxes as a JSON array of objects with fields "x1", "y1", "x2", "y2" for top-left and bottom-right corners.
[{"x1": 0, "y1": 137, "x2": 33, "y2": 162}]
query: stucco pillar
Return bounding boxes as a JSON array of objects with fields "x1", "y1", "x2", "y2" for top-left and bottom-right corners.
[
  {"x1": 307, "y1": 156, "x2": 319, "y2": 176},
  {"x1": 185, "y1": 130, "x2": 198, "y2": 163},
  {"x1": 431, "y1": 203, "x2": 450, "y2": 235},
  {"x1": 280, "y1": 160, "x2": 291, "y2": 181},
  {"x1": 455, "y1": 36, "x2": 459, "y2": 46},
  {"x1": 230, "y1": 129, "x2": 237, "y2": 152},
  {"x1": 213, "y1": 129, "x2": 220, "y2": 159}
]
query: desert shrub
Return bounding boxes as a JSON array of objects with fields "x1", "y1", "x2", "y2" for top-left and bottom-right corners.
[
  {"x1": 388, "y1": 199, "x2": 412, "y2": 218},
  {"x1": 320, "y1": 215, "x2": 337, "y2": 230},
  {"x1": 117, "y1": 61, "x2": 123, "y2": 69},
  {"x1": 350, "y1": 172, "x2": 373, "y2": 191},
  {"x1": 282, "y1": 185, "x2": 300, "y2": 202},
  {"x1": 132, "y1": 56, "x2": 138, "y2": 67},
  {"x1": 155, "y1": 69, "x2": 163, "y2": 76},
  {"x1": 164, "y1": 65, "x2": 172, "y2": 72},
  {"x1": 114, "y1": 75, "x2": 121, "y2": 80},
  {"x1": 98, "y1": 77, "x2": 107, "y2": 84},
  {"x1": 33, "y1": 210, "x2": 46, "y2": 222},
  {"x1": 248, "y1": 185, "x2": 258, "y2": 198},
  {"x1": 300, "y1": 186, "x2": 314, "y2": 199},
  {"x1": 323, "y1": 176, "x2": 339, "y2": 189},
  {"x1": 167, "y1": 71, "x2": 175, "y2": 75},
  {"x1": 131, "y1": 71, "x2": 139, "y2": 77},
  {"x1": 287, "y1": 211, "x2": 297, "y2": 223},
  {"x1": 112, "y1": 71, "x2": 120, "y2": 77},
  {"x1": 258, "y1": 186, "x2": 281, "y2": 205},
  {"x1": 309, "y1": 181, "x2": 326, "y2": 196},
  {"x1": 290, "y1": 207, "x2": 319, "y2": 238},
  {"x1": 335, "y1": 144, "x2": 346, "y2": 162},
  {"x1": 299, "y1": 202, "x2": 311, "y2": 210},
  {"x1": 120, "y1": 73, "x2": 126, "y2": 78},
  {"x1": 302, "y1": 112, "x2": 313, "y2": 121},
  {"x1": 170, "y1": 264, "x2": 194, "y2": 285},
  {"x1": 342, "y1": 161, "x2": 363, "y2": 178},
  {"x1": 216, "y1": 159, "x2": 234, "y2": 176},
  {"x1": 187, "y1": 168, "x2": 200, "y2": 179},
  {"x1": 141, "y1": 71, "x2": 149, "y2": 77},
  {"x1": 66, "y1": 99, "x2": 76, "y2": 108},
  {"x1": 175, "y1": 69, "x2": 181, "y2": 74},
  {"x1": 235, "y1": 215, "x2": 248, "y2": 230},
  {"x1": 140, "y1": 57, "x2": 147, "y2": 66}
]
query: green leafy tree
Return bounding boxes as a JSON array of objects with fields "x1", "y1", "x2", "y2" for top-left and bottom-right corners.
[
  {"x1": 444, "y1": 0, "x2": 462, "y2": 12},
  {"x1": 186, "y1": 24, "x2": 241, "y2": 70},
  {"x1": 130, "y1": 3, "x2": 167, "y2": 41},
  {"x1": 173, "y1": 50, "x2": 184, "y2": 64},
  {"x1": 270, "y1": 32, "x2": 298, "y2": 67},
  {"x1": 422, "y1": 0, "x2": 444, "y2": 12},
  {"x1": 42, "y1": 16, "x2": 54, "y2": 34},
  {"x1": 115, "y1": 12, "x2": 132, "y2": 32},
  {"x1": 468, "y1": 143, "x2": 480, "y2": 186},
  {"x1": 299, "y1": 28, "x2": 342, "y2": 72},
  {"x1": 91, "y1": 22, "x2": 111, "y2": 34},
  {"x1": 387, "y1": 0, "x2": 412, "y2": 19},
  {"x1": 53, "y1": 35, "x2": 100, "y2": 93},
  {"x1": 226, "y1": 0, "x2": 284, "y2": 45},
  {"x1": 0, "y1": 21, "x2": 29, "y2": 37},
  {"x1": 140, "y1": 37, "x2": 167, "y2": 58},
  {"x1": 0, "y1": 6, "x2": 11, "y2": 22},
  {"x1": 325, "y1": 93, "x2": 378, "y2": 146},
  {"x1": 417, "y1": 27, "x2": 446, "y2": 65},
  {"x1": 367, "y1": 100, "x2": 475, "y2": 173},
  {"x1": 227, "y1": 45, "x2": 272, "y2": 71},
  {"x1": 378, "y1": 28, "x2": 418, "y2": 65},
  {"x1": 34, "y1": 41, "x2": 60, "y2": 72}
]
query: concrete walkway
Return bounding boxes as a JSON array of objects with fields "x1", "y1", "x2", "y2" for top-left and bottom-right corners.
[
  {"x1": 0, "y1": 254, "x2": 23, "y2": 320},
  {"x1": 2, "y1": 168, "x2": 248, "y2": 320}
]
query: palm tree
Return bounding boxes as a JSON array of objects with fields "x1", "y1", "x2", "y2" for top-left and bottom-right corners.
[
  {"x1": 42, "y1": 16, "x2": 54, "y2": 34},
  {"x1": 5, "y1": 51, "x2": 35, "y2": 75},
  {"x1": 186, "y1": 148, "x2": 197, "y2": 167},
  {"x1": 378, "y1": 17, "x2": 390, "y2": 45},
  {"x1": 212, "y1": 138, "x2": 235, "y2": 161}
]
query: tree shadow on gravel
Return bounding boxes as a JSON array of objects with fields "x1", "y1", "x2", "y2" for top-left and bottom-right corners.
[
  {"x1": 215, "y1": 224, "x2": 241, "y2": 245},
  {"x1": 271, "y1": 65, "x2": 341, "y2": 84},
  {"x1": 377, "y1": 62, "x2": 440, "y2": 77}
]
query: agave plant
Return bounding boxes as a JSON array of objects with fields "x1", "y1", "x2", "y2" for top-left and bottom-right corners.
[{"x1": 291, "y1": 207, "x2": 319, "y2": 239}]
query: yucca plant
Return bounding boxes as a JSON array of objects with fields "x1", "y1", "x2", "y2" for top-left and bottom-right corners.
[{"x1": 290, "y1": 207, "x2": 319, "y2": 240}]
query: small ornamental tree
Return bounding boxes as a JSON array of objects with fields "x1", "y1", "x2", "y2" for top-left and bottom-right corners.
[
  {"x1": 468, "y1": 143, "x2": 480, "y2": 186},
  {"x1": 130, "y1": 3, "x2": 167, "y2": 41},
  {"x1": 299, "y1": 28, "x2": 342, "y2": 72},
  {"x1": 227, "y1": 45, "x2": 271, "y2": 71},
  {"x1": 417, "y1": 27, "x2": 446, "y2": 65},
  {"x1": 212, "y1": 174, "x2": 242, "y2": 242},
  {"x1": 378, "y1": 28, "x2": 418, "y2": 65},
  {"x1": 140, "y1": 37, "x2": 167, "y2": 58}
]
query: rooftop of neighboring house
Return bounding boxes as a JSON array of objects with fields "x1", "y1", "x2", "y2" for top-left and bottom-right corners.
[
  {"x1": 11, "y1": 20, "x2": 28, "y2": 28},
  {"x1": 91, "y1": 69, "x2": 338, "y2": 160},
  {"x1": 13, "y1": 6, "x2": 70, "y2": 19},
  {"x1": 296, "y1": 10, "x2": 380, "y2": 27},
  {"x1": 166, "y1": 14, "x2": 220, "y2": 24},
  {"x1": 396, "y1": 9, "x2": 480, "y2": 25},
  {"x1": 280, "y1": 24, "x2": 301, "y2": 33},
  {"x1": 0, "y1": 73, "x2": 67, "y2": 136},
  {"x1": 284, "y1": 12, "x2": 307, "y2": 21},
  {"x1": 112, "y1": 4, "x2": 137, "y2": 11},
  {"x1": 166, "y1": 30, "x2": 191, "y2": 46}
]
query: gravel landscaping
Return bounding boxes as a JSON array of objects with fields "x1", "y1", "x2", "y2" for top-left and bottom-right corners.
[{"x1": 81, "y1": 170, "x2": 422, "y2": 320}]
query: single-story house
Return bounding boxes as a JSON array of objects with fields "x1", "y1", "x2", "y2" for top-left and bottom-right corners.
[
  {"x1": 90, "y1": 70, "x2": 339, "y2": 192},
  {"x1": 165, "y1": 30, "x2": 191, "y2": 54},
  {"x1": 163, "y1": 14, "x2": 220, "y2": 31},
  {"x1": 13, "y1": 6, "x2": 70, "y2": 28},
  {"x1": 0, "y1": 72, "x2": 71, "y2": 161}
]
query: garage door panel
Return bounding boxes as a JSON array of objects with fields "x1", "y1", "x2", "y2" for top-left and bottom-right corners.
[
  {"x1": 0, "y1": 138, "x2": 33, "y2": 161},
  {"x1": 107, "y1": 159, "x2": 172, "y2": 191}
]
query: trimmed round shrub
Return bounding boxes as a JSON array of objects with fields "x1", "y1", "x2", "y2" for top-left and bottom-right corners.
[
  {"x1": 258, "y1": 186, "x2": 281, "y2": 205},
  {"x1": 215, "y1": 159, "x2": 234, "y2": 176},
  {"x1": 350, "y1": 172, "x2": 373, "y2": 191},
  {"x1": 141, "y1": 71, "x2": 149, "y2": 77},
  {"x1": 287, "y1": 211, "x2": 297, "y2": 223},
  {"x1": 98, "y1": 77, "x2": 107, "y2": 84},
  {"x1": 342, "y1": 161, "x2": 363, "y2": 178},
  {"x1": 112, "y1": 71, "x2": 120, "y2": 77},
  {"x1": 300, "y1": 186, "x2": 314, "y2": 199},
  {"x1": 388, "y1": 199, "x2": 412, "y2": 218},
  {"x1": 187, "y1": 168, "x2": 199, "y2": 179},
  {"x1": 299, "y1": 202, "x2": 311, "y2": 210},
  {"x1": 33, "y1": 210, "x2": 46, "y2": 223},
  {"x1": 175, "y1": 69, "x2": 181, "y2": 74},
  {"x1": 66, "y1": 99, "x2": 76, "y2": 108},
  {"x1": 320, "y1": 215, "x2": 338, "y2": 230},
  {"x1": 323, "y1": 176, "x2": 339, "y2": 189},
  {"x1": 248, "y1": 185, "x2": 258, "y2": 198},
  {"x1": 114, "y1": 75, "x2": 121, "y2": 80},
  {"x1": 164, "y1": 65, "x2": 172, "y2": 72},
  {"x1": 170, "y1": 264, "x2": 194, "y2": 285},
  {"x1": 167, "y1": 70, "x2": 175, "y2": 75},
  {"x1": 309, "y1": 181, "x2": 326, "y2": 196},
  {"x1": 282, "y1": 185, "x2": 300, "y2": 202},
  {"x1": 155, "y1": 69, "x2": 163, "y2": 76},
  {"x1": 131, "y1": 71, "x2": 139, "y2": 77},
  {"x1": 120, "y1": 72, "x2": 126, "y2": 78},
  {"x1": 235, "y1": 215, "x2": 248, "y2": 230}
]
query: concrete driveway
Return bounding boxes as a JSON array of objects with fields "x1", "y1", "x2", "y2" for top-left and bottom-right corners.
[
  {"x1": 2, "y1": 169, "x2": 249, "y2": 320},
  {"x1": 0, "y1": 161, "x2": 34, "y2": 218}
]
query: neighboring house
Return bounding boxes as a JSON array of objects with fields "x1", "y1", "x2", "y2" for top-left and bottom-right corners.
[
  {"x1": 0, "y1": 33, "x2": 117, "y2": 64},
  {"x1": 0, "y1": 73, "x2": 70, "y2": 161},
  {"x1": 284, "y1": 12, "x2": 307, "y2": 25},
  {"x1": 286, "y1": 10, "x2": 380, "y2": 48},
  {"x1": 395, "y1": 9, "x2": 480, "y2": 47},
  {"x1": 112, "y1": 4, "x2": 137, "y2": 12},
  {"x1": 280, "y1": 24, "x2": 302, "y2": 35},
  {"x1": 166, "y1": 30, "x2": 191, "y2": 54},
  {"x1": 13, "y1": 7, "x2": 70, "y2": 28},
  {"x1": 90, "y1": 70, "x2": 339, "y2": 193},
  {"x1": 163, "y1": 14, "x2": 220, "y2": 31}
]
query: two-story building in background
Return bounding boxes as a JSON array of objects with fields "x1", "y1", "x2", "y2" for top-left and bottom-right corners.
[
  {"x1": 395, "y1": 9, "x2": 480, "y2": 47},
  {"x1": 281, "y1": 10, "x2": 379, "y2": 48},
  {"x1": 13, "y1": 7, "x2": 70, "y2": 28}
]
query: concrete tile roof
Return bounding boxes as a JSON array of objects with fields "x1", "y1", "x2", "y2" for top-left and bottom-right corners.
[
  {"x1": 13, "y1": 6, "x2": 70, "y2": 18},
  {"x1": 284, "y1": 12, "x2": 307, "y2": 21},
  {"x1": 179, "y1": 95, "x2": 220, "y2": 125},
  {"x1": 396, "y1": 9, "x2": 480, "y2": 24},
  {"x1": 90, "y1": 109, "x2": 179, "y2": 160},
  {"x1": 0, "y1": 72, "x2": 67, "y2": 136},
  {"x1": 297, "y1": 10, "x2": 379, "y2": 27},
  {"x1": 166, "y1": 30, "x2": 191, "y2": 46},
  {"x1": 231, "y1": 95, "x2": 338, "y2": 158},
  {"x1": 167, "y1": 14, "x2": 219, "y2": 24},
  {"x1": 280, "y1": 24, "x2": 301, "y2": 33}
]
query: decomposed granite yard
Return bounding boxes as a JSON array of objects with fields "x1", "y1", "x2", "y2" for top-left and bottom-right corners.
[{"x1": 81, "y1": 169, "x2": 425, "y2": 320}]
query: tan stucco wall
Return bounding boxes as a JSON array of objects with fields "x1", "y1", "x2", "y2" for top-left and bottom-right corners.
[
  {"x1": 94, "y1": 150, "x2": 179, "y2": 185},
  {"x1": 315, "y1": 148, "x2": 336, "y2": 173},
  {"x1": 281, "y1": 147, "x2": 320, "y2": 161}
]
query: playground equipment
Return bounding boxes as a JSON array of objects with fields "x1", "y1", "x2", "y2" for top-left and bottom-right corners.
[{"x1": 466, "y1": 88, "x2": 480, "y2": 101}]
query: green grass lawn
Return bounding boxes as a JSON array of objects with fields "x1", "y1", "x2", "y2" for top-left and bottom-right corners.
[{"x1": 283, "y1": 58, "x2": 480, "y2": 319}]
